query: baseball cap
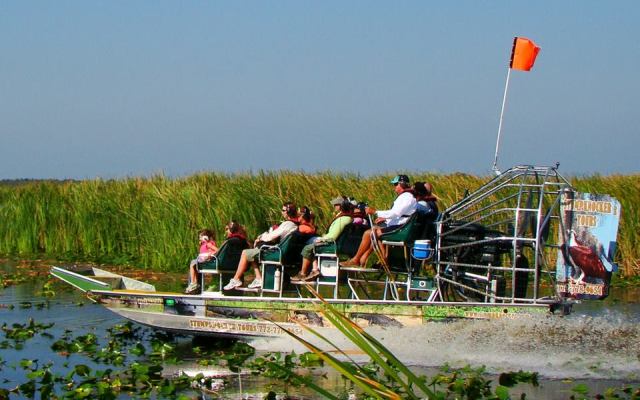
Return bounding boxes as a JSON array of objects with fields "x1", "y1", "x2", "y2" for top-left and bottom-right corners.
[
  {"x1": 330, "y1": 196, "x2": 344, "y2": 206},
  {"x1": 390, "y1": 174, "x2": 410, "y2": 185}
]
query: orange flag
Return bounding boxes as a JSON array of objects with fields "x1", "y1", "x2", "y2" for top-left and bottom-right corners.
[{"x1": 509, "y1": 37, "x2": 540, "y2": 71}]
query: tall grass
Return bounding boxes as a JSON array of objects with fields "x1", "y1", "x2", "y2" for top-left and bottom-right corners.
[{"x1": 0, "y1": 171, "x2": 637, "y2": 276}]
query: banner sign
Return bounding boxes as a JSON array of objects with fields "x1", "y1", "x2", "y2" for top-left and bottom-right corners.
[{"x1": 556, "y1": 192, "x2": 620, "y2": 299}]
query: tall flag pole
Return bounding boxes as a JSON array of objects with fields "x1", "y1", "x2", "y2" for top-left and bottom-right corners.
[{"x1": 492, "y1": 37, "x2": 540, "y2": 174}]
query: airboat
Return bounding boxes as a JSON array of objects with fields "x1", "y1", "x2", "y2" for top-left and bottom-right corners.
[{"x1": 51, "y1": 164, "x2": 621, "y2": 340}]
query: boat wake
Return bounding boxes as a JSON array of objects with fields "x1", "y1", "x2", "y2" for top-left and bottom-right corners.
[{"x1": 251, "y1": 310, "x2": 640, "y2": 380}]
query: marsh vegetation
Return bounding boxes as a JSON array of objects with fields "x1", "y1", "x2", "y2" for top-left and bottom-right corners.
[{"x1": 0, "y1": 172, "x2": 638, "y2": 277}]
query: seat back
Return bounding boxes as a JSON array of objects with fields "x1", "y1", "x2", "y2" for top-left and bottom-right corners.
[
  {"x1": 335, "y1": 223, "x2": 368, "y2": 257},
  {"x1": 261, "y1": 231, "x2": 315, "y2": 265},
  {"x1": 281, "y1": 231, "x2": 315, "y2": 265},
  {"x1": 381, "y1": 212, "x2": 439, "y2": 273},
  {"x1": 419, "y1": 212, "x2": 439, "y2": 243},
  {"x1": 200, "y1": 237, "x2": 249, "y2": 272},
  {"x1": 379, "y1": 212, "x2": 426, "y2": 243}
]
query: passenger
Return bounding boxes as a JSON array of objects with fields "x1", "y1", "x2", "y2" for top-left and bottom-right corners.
[
  {"x1": 340, "y1": 175, "x2": 417, "y2": 267},
  {"x1": 291, "y1": 197, "x2": 354, "y2": 282},
  {"x1": 185, "y1": 229, "x2": 219, "y2": 294},
  {"x1": 223, "y1": 202, "x2": 299, "y2": 290},
  {"x1": 224, "y1": 220, "x2": 249, "y2": 243},
  {"x1": 413, "y1": 182, "x2": 438, "y2": 217},
  {"x1": 351, "y1": 200, "x2": 368, "y2": 225},
  {"x1": 297, "y1": 206, "x2": 318, "y2": 236}
]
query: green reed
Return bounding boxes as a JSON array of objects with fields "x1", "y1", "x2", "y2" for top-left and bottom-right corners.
[{"x1": 0, "y1": 172, "x2": 637, "y2": 276}]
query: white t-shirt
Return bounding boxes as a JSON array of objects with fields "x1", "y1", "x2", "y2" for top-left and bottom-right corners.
[
  {"x1": 376, "y1": 191, "x2": 417, "y2": 226},
  {"x1": 258, "y1": 220, "x2": 298, "y2": 243}
]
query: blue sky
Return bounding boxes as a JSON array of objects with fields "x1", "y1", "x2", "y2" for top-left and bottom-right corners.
[{"x1": 1, "y1": 1, "x2": 638, "y2": 179}]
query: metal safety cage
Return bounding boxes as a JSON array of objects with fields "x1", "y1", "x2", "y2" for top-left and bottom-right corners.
[{"x1": 434, "y1": 165, "x2": 573, "y2": 304}]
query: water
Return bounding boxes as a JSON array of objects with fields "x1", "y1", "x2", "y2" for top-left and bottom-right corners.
[
  {"x1": 1, "y1": 260, "x2": 639, "y2": 398},
  {"x1": 252, "y1": 288, "x2": 640, "y2": 381}
]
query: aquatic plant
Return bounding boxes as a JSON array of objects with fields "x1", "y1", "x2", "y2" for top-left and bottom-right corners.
[
  {"x1": 0, "y1": 272, "x2": 29, "y2": 289},
  {"x1": 1, "y1": 318, "x2": 54, "y2": 345},
  {"x1": 1, "y1": 318, "x2": 206, "y2": 399},
  {"x1": 0, "y1": 172, "x2": 637, "y2": 276}
]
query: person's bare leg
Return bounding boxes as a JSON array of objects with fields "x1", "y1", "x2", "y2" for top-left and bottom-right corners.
[
  {"x1": 300, "y1": 258, "x2": 312, "y2": 275},
  {"x1": 356, "y1": 232, "x2": 374, "y2": 265},
  {"x1": 361, "y1": 228, "x2": 384, "y2": 266},
  {"x1": 189, "y1": 264, "x2": 198, "y2": 284},
  {"x1": 360, "y1": 249, "x2": 373, "y2": 266},
  {"x1": 252, "y1": 264, "x2": 262, "y2": 281},
  {"x1": 232, "y1": 251, "x2": 249, "y2": 280},
  {"x1": 342, "y1": 230, "x2": 372, "y2": 266}
]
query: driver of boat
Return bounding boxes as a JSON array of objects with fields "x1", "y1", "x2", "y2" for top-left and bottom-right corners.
[
  {"x1": 340, "y1": 175, "x2": 417, "y2": 267},
  {"x1": 223, "y1": 202, "x2": 299, "y2": 291}
]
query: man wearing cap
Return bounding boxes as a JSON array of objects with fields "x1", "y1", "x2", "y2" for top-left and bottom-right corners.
[
  {"x1": 341, "y1": 175, "x2": 417, "y2": 267},
  {"x1": 292, "y1": 197, "x2": 354, "y2": 281}
]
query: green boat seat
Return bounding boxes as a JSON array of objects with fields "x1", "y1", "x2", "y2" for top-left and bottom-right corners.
[
  {"x1": 259, "y1": 231, "x2": 315, "y2": 295},
  {"x1": 380, "y1": 212, "x2": 433, "y2": 244},
  {"x1": 312, "y1": 223, "x2": 368, "y2": 259},
  {"x1": 335, "y1": 223, "x2": 368, "y2": 258},
  {"x1": 199, "y1": 237, "x2": 249, "y2": 293},
  {"x1": 291, "y1": 237, "x2": 343, "y2": 299},
  {"x1": 259, "y1": 231, "x2": 315, "y2": 265},
  {"x1": 382, "y1": 212, "x2": 438, "y2": 272},
  {"x1": 362, "y1": 212, "x2": 440, "y2": 301},
  {"x1": 307, "y1": 224, "x2": 367, "y2": 299}
]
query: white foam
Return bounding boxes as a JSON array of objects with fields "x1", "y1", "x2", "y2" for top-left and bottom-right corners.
[{"x1": 250, "y1": 313, "x2": 640, "y2": 380}]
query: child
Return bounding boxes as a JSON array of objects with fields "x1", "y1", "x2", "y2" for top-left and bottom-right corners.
[{"x1": 185, "y1": 229, "x2": 218, "y2": 294}]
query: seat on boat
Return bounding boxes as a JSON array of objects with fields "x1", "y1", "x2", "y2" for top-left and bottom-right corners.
[
  {"x1": 300, "y1": 223, "x2": 368, "y2": 298},
  {"x1": 380, "y1": 211, "x2": 436, "y2": 245},
  {"x1": 258, "y1": 231, "x2": 315, "y2": 296},
  {"x1": 335, "y1": 223, "x2": 368, "y2": 258},
  {"x1": 308, "y1": 223, "x2": 368, "y2": 261},
  {"x1": 381, "y1": 211, "x2": 438, "y2": 271},
  {"x1": 198, "y1": 237, "x2": 249, "y2": 294},
  {"x1": 357, "y1": 212, "x2": 438, "y2": 301}
]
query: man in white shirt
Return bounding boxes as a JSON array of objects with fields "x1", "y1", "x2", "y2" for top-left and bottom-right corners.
[{"x1": 341, "y1": 175, "x2": 417, "y2": 267}]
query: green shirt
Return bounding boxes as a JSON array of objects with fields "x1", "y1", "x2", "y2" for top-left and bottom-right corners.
[{"x1": 322, "y1": 215, "x2": 353, "y2": 241}]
